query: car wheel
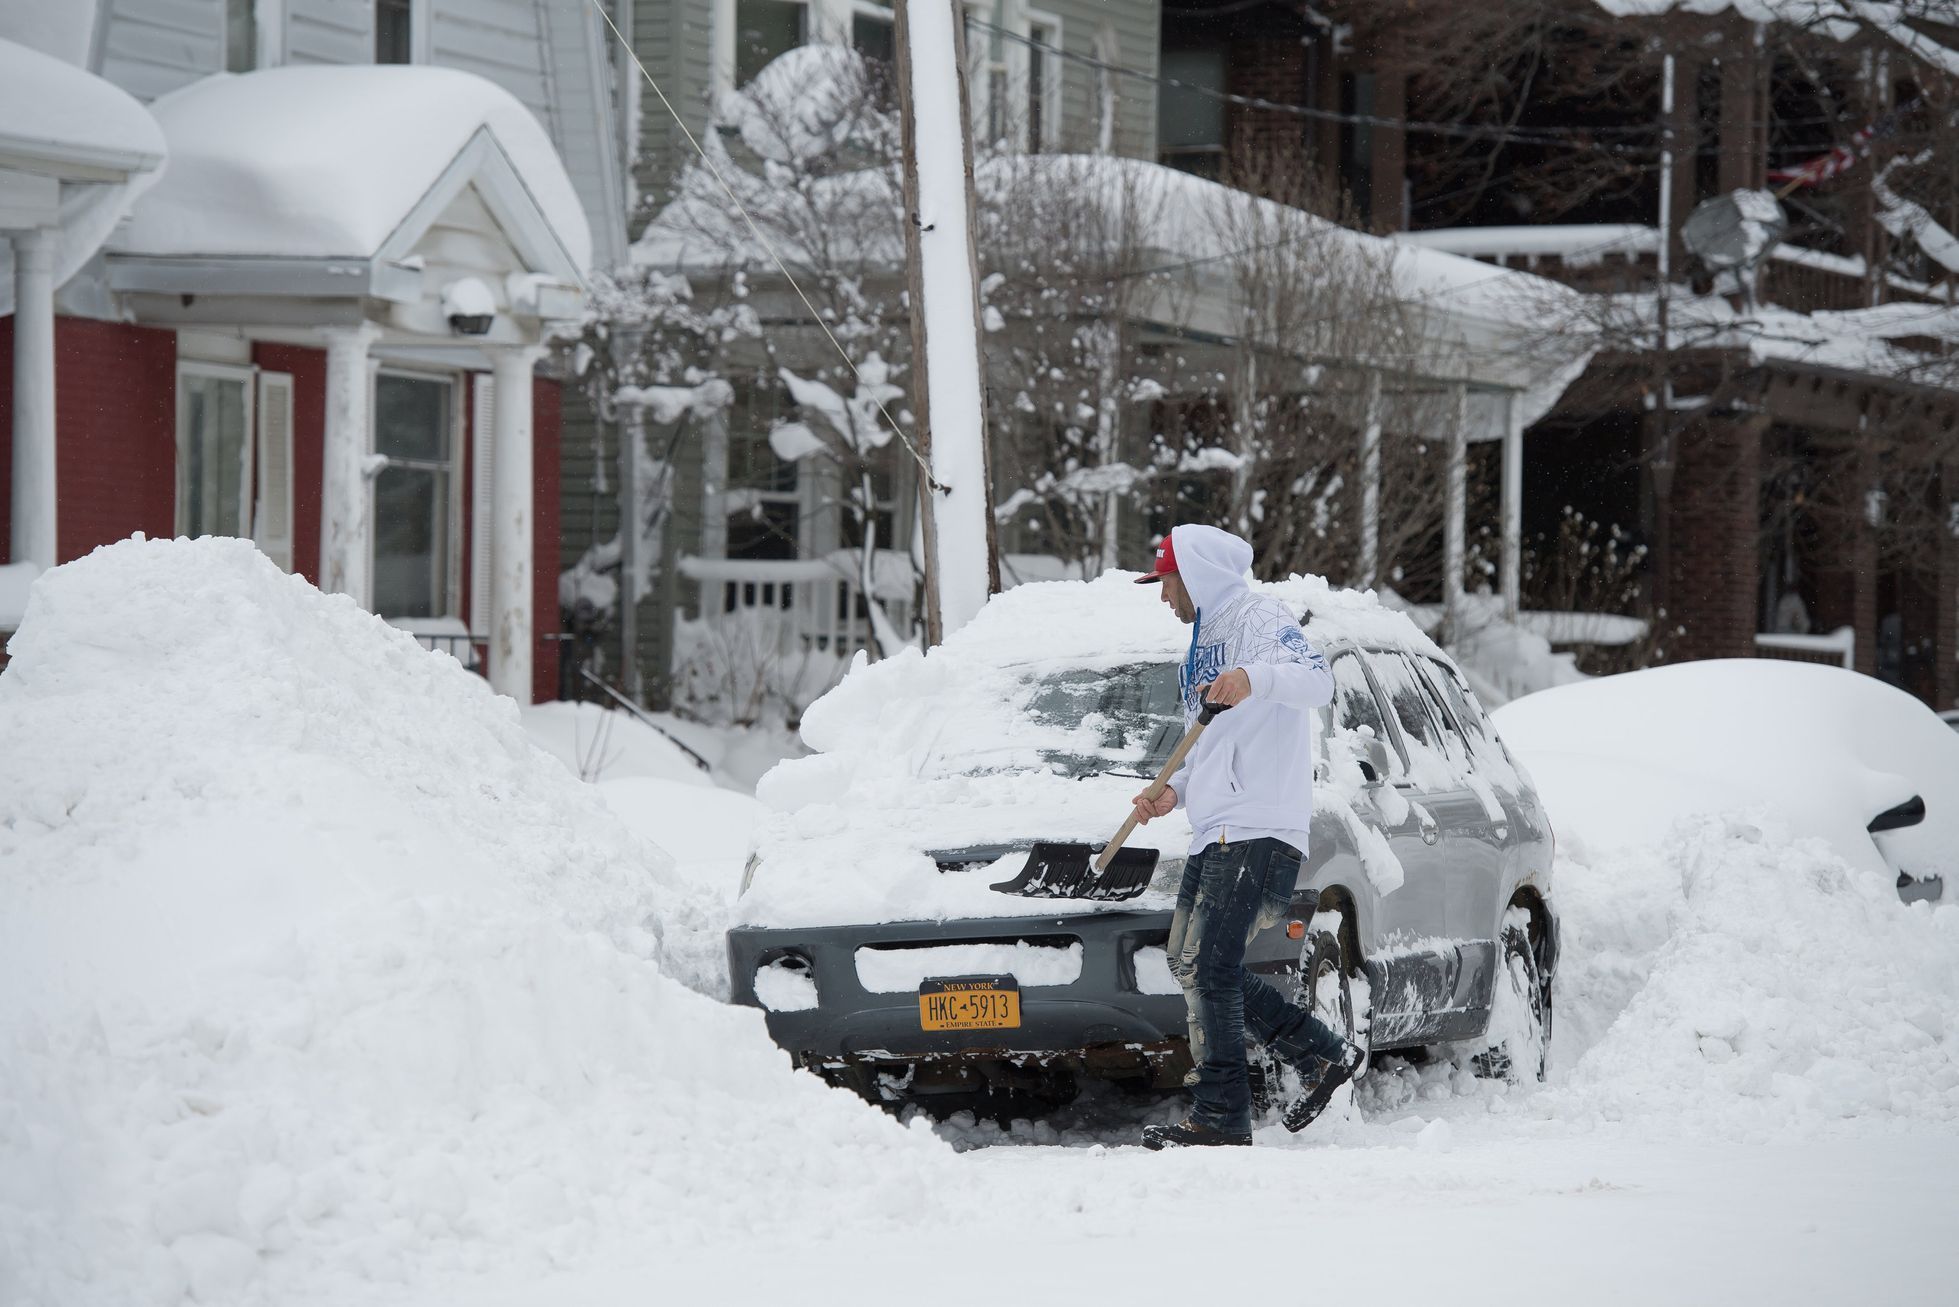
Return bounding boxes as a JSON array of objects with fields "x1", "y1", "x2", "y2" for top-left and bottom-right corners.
[
  {"x1": 1473, "y1": 911, "x2": 1549, "y2": 1084},
  {"x1": 1301, "y1": 912, "x2": 1372, "y2": 1076}
]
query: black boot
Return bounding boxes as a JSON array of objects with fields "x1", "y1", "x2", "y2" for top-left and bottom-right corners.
[
  {"x1": 1281, "y1": 1042, "x2": 1364, "y2": 1134},
  {"x1": 1141, "y1": 1118, "x2": 1253, "y2": 1150}
]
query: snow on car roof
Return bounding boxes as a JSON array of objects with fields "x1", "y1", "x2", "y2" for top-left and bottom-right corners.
[
  {"x1": 742, "y1": 571, "x2": 1447, "y2": 928},
  {"x1": 1493, "y1": 658, "x2": 1959, "y2": 885}
]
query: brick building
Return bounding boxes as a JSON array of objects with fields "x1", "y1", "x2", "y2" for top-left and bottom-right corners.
[{"x1": 1154, "y1": 0, "x2": 1959, "y2": 708}]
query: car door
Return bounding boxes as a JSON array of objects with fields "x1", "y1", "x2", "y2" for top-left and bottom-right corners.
[
  {"x1": 1362, "y1": 649, "x2": 1501, "y2": 1044},
  {"x1": 1323, "y1": 650, "x2": 1458, "y2": 1047}
]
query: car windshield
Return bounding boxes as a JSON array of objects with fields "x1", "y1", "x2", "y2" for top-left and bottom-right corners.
[{"x1": 1023, "y1": 662, "x2": 1185, "y2": 779}]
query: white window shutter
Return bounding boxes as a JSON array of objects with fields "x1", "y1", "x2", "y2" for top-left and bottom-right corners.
[
  {"x1": 471, "y1": 372, "x2": 496, "y2": 633},
  {"x1": 255, "y1": 370, "x2": 295, "y2": 571}
]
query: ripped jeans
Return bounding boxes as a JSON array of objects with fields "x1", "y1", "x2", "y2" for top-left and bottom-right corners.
[{"x1": 1166, "y1": 837, "x2": 1349, "y2": 1134}]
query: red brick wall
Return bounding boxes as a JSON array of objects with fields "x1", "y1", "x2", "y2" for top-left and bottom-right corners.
[
  {"x1": 534, "y1": 376, "x2": 561, "y2": 704},
  {"x1": 0, "y1": 316, "x2": 176, "y2": 566},
  {"x1": 1665, "y1": 414, "x2": 1765, "y2": 662},
  {"x1": 252, "y1": 342, "x2": 327, "y2": 587}
]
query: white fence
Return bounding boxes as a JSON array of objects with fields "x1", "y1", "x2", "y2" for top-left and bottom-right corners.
[
  {"x1": 1754, "y1": 626, "x2": 1855, "y2": 670},
  {"x1": 678, "y1": 551, "x2": 914, "y2": 656}
]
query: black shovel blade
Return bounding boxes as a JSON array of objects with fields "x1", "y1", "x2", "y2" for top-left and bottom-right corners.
[{"x1": 990, "y1": 842, "x2": 1161, "y2": 901}]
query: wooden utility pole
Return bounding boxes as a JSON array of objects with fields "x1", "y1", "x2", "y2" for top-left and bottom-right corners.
[{"x1": 894, "y1": 0, "x2": 999, "y2": 646}]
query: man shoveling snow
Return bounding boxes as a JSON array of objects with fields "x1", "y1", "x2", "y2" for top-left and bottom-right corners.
[{"x1": 1129, "y1": 525, "x2": 1363, "y2": 1148}]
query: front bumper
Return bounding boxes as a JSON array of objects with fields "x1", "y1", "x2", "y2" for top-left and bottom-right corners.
[{"x1": 726, "y1": 908, "x2": 1186, "y2": 1064}]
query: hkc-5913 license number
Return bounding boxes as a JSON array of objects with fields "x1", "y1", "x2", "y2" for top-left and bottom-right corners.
[{"x1": 918, "y1": 976, "x2": 1021, "y2": 1031}]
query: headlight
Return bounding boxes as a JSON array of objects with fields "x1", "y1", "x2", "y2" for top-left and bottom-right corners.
[
  {"x1": 1151, "y1": 854, "x2": 1187, "y2": 892},
  {"x1": 739, "y1": 851, "x2": 762, "y2": 895}
]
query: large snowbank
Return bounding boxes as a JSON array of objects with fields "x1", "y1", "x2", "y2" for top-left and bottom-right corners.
[
  {"x1": 0, "y1": 538, "x2": 941, "y2": 1306},
  {"x1": 1539, "y1": 814, "x2": 1959, "y2": 1137},
  {"x1": 117, "y1": 66, "x2": 591, "y2": 270}
]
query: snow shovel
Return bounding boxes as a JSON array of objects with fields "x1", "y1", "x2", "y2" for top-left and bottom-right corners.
[{"x1": 990, "y1": 700, "x2": 1231, "y2": 901}]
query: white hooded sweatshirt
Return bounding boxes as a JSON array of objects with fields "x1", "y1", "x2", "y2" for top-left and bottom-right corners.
[{"x1": 1161, "y1": 525, "x2": 1336, "y2": 855}]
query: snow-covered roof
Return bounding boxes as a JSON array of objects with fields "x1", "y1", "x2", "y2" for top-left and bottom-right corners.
[
  {"x1": 0, "y1": 38, "x2": 165, "y2": 179},
  {"x1": 116, "y1": 66, "x2": 591, "y2": 273},
  {"x1": 638, "y1": 152, "x2": 1590, "y2": 422},
  {"x1": 0, "y1": 38, "x2": 166, "y2": 319},
  {"x1": 1592, "y1": 1, "x2": 1959, "y2": 76}
]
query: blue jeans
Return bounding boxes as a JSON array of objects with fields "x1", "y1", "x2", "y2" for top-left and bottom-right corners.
[{"x1": 1165, "y1": 837, "x2": 1348, "y2": 1133}]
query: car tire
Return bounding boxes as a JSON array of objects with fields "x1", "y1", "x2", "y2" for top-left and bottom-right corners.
[
  {"x1": 1473, "y1": 911, "x2": 1550, "y2": 1084},
  {"x1": 1300, "y1": 913, "x2": 1372, "y2": 1077}
]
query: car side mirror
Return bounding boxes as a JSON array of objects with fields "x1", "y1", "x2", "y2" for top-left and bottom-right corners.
[{"x1": 1357, "y1": 737, "x2": 1391, "y2": 786}]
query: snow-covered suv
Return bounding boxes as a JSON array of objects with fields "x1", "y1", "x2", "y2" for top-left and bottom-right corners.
[{"x1": 727, "y1": 574, "x2": 1558, "y2": 1111}]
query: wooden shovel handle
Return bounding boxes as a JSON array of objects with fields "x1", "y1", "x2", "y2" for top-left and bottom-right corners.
[{"x1": 1094, "y1": 701, "x2": 1228, "y2": 872}]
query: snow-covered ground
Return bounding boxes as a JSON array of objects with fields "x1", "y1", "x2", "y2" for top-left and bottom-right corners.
[{"x1": 4, "y1": 542, "x2": 1956, "y2": 1306}]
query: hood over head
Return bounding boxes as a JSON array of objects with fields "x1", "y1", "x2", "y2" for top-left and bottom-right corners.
[{"x1": 1168, "y1": 524, "x2": 1253, "y2": 614}]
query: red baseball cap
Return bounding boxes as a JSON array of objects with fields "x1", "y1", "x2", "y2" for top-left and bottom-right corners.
[{"x1": 1135, "y1": 531, "x2": 1177, "y2": 584}]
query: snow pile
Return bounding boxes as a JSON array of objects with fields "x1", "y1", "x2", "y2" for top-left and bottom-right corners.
[
  {"x1": 1545, "y1": 815, "x2": 1959, "y2": 1137},
  {"x1": 1478, "y1": 662, "x2": 1959, "y2": 1138},
  {"x1": 0, "y1": 538, "x2": 944, "y2": 1306},
  {"x1": 521, "y1": 700, "x2": 715, "y2": 787}
]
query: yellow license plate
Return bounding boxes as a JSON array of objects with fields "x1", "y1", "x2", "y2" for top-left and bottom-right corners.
[{"x1": 918, "y1": 976, "x2": 1021, "y2": 1031}]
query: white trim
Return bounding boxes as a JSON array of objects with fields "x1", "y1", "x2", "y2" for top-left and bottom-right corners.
[
  {"x1": 470, "y1": 372, "x2": 496, "y2": 632},
  {"x1": 372, "y1": 126, "x2": 586, "y2": 293},
  {"x1": 410, "y1": 0, "x2": 433, "y2": 64},
  {"x1": 255, "y1": 370, "x2": 296, "y2": 570},
  {"x1": 254, "y1": 0, "x2": 287, "y2": 68},
  {"x1": 174, "y1": 361, "x2": 258, "y2": 541}
]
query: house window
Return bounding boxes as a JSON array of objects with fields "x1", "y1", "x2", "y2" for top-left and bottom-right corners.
[
  {"x1": 852, "y1": 6, "x2": 895, "y2": 108},
  {"x1": 177, "y1": 365, "x2": 255, "y2": 539},
  {"x1": 226, "y1": 0, "x2": 257, "y2": 72},
  {"x1": 1028, "y1": 18, "x2": 1059, "y2": 151},
  {"x1": 372, "y1": 372, "x2": 458, "y2": 618},
  {"x1": 1341, "y1": 72, "x2": 1376, "y2": 226},
  {"x1": 726, "y1": 376, "x2": 805, "y2": 561},
  {"x1": 736, "y1": 0, "x2": 806, "y2": 86},
  {"x1": 376, "y1": 0, "x2": 413, "y2": 65},
  {"x1": 1158, "y1": 47, "x2": 1226, "y2": 177},
  {"x1": 852, "y1": 8, "x2": 893, "y2": 64}
]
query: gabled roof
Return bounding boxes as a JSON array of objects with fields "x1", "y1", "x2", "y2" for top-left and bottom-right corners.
[{"x1": 114, "y1": 65, "x2": 591, "y2": 278}]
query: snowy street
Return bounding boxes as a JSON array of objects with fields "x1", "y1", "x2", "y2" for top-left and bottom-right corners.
[{"x1": 474, "y1": 1137, "x2": 1959, "y2": 1305}]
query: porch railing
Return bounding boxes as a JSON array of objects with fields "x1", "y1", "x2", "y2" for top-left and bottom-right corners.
[
  {"x1": 1754, "y1": 626, "x2": 1855, "y2": 670},
  {"x1": 678, "y1": 553, "x2": 912, "y2": 656}
]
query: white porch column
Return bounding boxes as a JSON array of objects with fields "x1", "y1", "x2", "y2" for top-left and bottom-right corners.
[
  {"x1": 490, "y1": 346, "x2": 541, "y2": 704},
  {"x1": 11, "y1": 227, "x2": 58, "y2": 568},
  {"x1": 1444, "y1": 383, "x2": 1469, "y2": 634},
  {"x1": 1500, "y1": 391, "x2": 1525, "y2": 620},
  {"x1": 319, "y1": 324, "x2": 379, "y2": 601},
  {"x1": 1356, "y1": 369, "x2": 1383, "y2": 590}
]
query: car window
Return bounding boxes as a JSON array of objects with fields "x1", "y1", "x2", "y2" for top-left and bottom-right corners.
[
  {"x1": 1364, "y1": 650, "x2": 1462, "y2": 789},
  {"x1": 1020, "y1": 661, "x2": 1183, "y2": 778},
  {"x1": 1400, "y1": 654, "x2": 1475, "y2": 773},
  {"x1": 1421, "y1": 658, "x2": 1497, "y2": 759},
  {"x1": 1329, "y1": 652, "x2": 1401, "y2": 779},
  {"x1": 1420, "y1": 656, "x2": 1521, "y2": 784}
]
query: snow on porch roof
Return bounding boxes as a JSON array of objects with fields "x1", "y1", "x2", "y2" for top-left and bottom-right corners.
[
  {"x1": 1592, "y1": 1, "x2": 1959, "y2": 75},
  {"x1": 116, "y1": 65, "x2": 591, "y2": 273},
  {"x1": 0, "y1": 37, "x2": 165, "y2": 178}
]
